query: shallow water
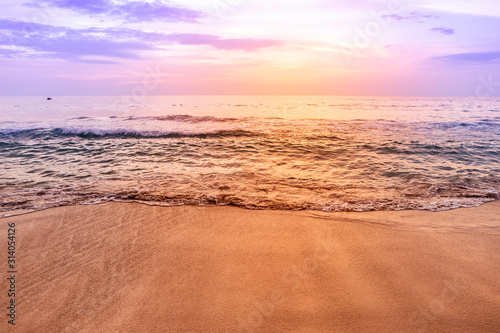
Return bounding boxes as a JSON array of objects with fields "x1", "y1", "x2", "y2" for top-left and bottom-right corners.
[{"x1": 1, "y1": 96, "x2": 499, "y2": 216}]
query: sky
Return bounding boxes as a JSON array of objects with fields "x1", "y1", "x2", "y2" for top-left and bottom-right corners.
[{"x1": 0, "y1": 0, "x2": 500, "y2": 96}]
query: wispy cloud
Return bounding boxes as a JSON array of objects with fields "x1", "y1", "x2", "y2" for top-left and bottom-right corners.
[
  {"x1": 383, "y1": 11, "x2": 439, "y2": 23},
  {"x1": 0, "y1": 18, "x2": 281, "y2": 62},
  {"x1": 168, "y1": 34, "x2": 282, "y2": 51},
  {"x1": 430, "y1": 27, "x2": 455, "y2": 35},
  {"x1": 434, "y1": 51, "x2": 500, "y2": 63},
  {"x1": 26, "y1": 0, "x2": 204, "y2": 23}
]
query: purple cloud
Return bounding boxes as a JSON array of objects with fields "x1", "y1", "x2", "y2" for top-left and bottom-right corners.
[
  {"x1": 383, "y1": 12, "x2": 439, "y2": 23},
  {"x1": 0, "y1": 18, "x2": 281, "y2": 63},
  {"x1": 37, "y1": 0, "x2": 110, "y2": 13},
  {"x1": 0, "y1": 48, "x2": 20, "y2": 57},
  {"x1": 27, "y1": 0, "x2": 203, "y2": 22},
  {"x1": 430, "y1": 27, "x2": 455, "y2": 35},
  {"x1": 168, "y1": 34, "x2": 282, "y2": 51},
  {"x1": 116, "y1": 1, "x2": 202, "y2": 22},
  {"x1": 0, "y1": 19, "x2": 150, "y2": 61},
  {"x1": 434, "y1": 51, "x2": 500, "y2": 63},
  {"x1": 76, "y1": 59, "x2": 120, "y2": 64}
]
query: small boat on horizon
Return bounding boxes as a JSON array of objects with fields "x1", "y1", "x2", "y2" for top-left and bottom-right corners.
[{"x1": 47, "y1": 97, "x2": 52, "y2": 100}]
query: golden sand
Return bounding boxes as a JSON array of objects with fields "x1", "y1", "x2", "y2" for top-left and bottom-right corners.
[{"x1": 1, "y1": 202, "x2": 500, "y2": 332}]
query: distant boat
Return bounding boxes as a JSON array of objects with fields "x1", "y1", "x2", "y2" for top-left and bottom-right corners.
[{"x1": 47, "y1": 97, "x2": 52, "y2": 100}]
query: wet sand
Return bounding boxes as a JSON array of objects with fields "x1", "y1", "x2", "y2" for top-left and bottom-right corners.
[{"x1": 1, "y1": 201, "x2": 500, "y2": 332}]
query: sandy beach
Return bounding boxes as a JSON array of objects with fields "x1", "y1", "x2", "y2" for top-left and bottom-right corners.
[{"x1": 1, "y1": 201, "x2": 500, "y2": 332}]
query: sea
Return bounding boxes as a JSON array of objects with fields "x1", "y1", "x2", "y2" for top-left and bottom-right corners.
[{"x1": 0, "y1": 95, "x2": 499, "y2": 217}]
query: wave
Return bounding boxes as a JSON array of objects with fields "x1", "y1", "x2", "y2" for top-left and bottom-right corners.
[
  {"x1": 0, "y1": 127, "x2": 256, "y2": 140},
  {"x1": 151, "y1": 115, "x2": 239, "y2": 123},
  {"x1": 54, "y1": 127, "x2": 255, "y2": 138},
  {"x1": 64, "y1": 114, "x2": 240, "y2": 123},
  {"x1": 0, "y1": 114, "x2": 257, "y2": 140},
  {"x1": 1, "y1": 188, "x2": 497, "y2": 219}
]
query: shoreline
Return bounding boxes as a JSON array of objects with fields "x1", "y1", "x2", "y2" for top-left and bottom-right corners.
[
  {"x1": 1, "y1": 201, "x2": 499, "y2": 332},
  {"x1": 1, "y1": 197, "x2": 498, "y2": 220}
]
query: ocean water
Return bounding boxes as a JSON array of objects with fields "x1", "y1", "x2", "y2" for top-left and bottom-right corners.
[{"x1": 0, "y1": 96, "x2": 499, "y2": 217}]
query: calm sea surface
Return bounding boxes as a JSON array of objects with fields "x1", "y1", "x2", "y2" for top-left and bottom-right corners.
[{"x1": 1, "y1": 96, "x2": 499, "y2": 217}]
